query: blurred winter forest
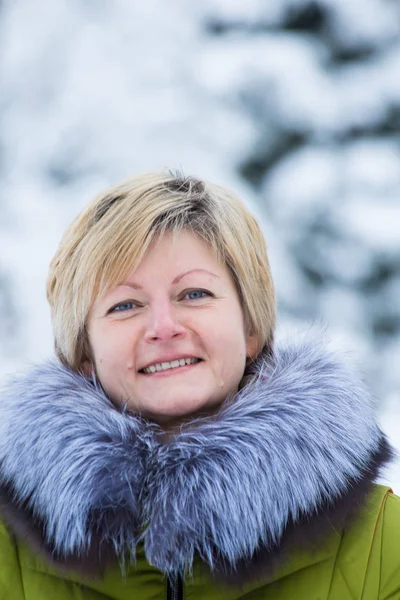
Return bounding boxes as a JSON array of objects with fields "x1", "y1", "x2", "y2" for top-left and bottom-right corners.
[{"x1": 0, "y1": 0, "x2": 399, "y2": 486}]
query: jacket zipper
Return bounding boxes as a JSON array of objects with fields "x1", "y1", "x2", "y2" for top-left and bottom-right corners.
[{"x1": 166, "y1": 573, "x2": 183, "y2": 600}]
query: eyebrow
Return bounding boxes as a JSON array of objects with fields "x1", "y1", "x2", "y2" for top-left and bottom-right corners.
[{"x1": 117, "y1": 269, "x2": 219, "y2": 290}]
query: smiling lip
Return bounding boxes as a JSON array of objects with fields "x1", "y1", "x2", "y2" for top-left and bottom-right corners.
[
  {"x1": 138, "y1": 356, "x2": 202, "y2": 372},
  {"x1": 140, "y1": 360, "x2": 202, "y2": 377}
]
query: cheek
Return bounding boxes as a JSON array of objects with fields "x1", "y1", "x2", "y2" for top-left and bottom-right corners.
[
  {"x1": 208, "y1": 320, "x2": 248, "y2": 376},
  {"x1": 89, "y1": 327, "x2": 131, "y2": 371},
  {"x1": 96, "y1": 350, "x2": 132, "y2": 378},
  {"x1": 215, "y1": 307, "x2": 248, "y2": 350}
]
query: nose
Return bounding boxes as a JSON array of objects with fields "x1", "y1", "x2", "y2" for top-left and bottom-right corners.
[{"x1": 144, "y1": 301, "x2": 186, "y2": 343}]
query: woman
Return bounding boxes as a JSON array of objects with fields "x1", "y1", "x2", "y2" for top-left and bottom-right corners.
[{"x1": 0, "y1": 172, "x2": 399, "y2": 599}]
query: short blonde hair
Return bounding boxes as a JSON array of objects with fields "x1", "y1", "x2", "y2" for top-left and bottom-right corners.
[{"x1": 47, "y1": 172, "x2": 276, "y2": 370}]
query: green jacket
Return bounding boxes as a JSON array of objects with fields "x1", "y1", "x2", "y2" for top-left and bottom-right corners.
[
  {"x1": 1, "y1": 340, "x2": 399, "y2": 599},
  {"x1": 0, "y1": 486, "x2": 399, "y2": 599}
]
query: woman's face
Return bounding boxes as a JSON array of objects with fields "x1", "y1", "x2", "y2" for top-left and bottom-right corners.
[{"x1": 86, "y1": 231, "x2": 258, "y2": 425}]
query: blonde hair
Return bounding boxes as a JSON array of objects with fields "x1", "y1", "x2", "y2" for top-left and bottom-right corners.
[{"x1": 47, "y1": 172, "x2": 276, "y2": 370}]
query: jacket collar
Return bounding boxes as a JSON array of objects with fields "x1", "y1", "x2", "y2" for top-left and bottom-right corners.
[{"x1": 0, "y1": 334, "x2": 393, "y2": 581}]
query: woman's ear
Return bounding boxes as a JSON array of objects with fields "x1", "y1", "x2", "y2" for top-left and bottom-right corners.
[
  {"x1": 81, "y1": 360, "x2": 94, "y2": 378},
  {"x1": 246, "y1": 333, "x2": 259, "y2": 359}
]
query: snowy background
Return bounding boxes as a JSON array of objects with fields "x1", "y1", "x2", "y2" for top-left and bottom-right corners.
[{"x1": 0, "y1": 0, "x2": 399, "y2": 488}]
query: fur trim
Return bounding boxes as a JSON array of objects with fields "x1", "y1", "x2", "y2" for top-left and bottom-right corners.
[
  {"x1": 0, "y1": 364, "x2": 154, "y2": 566},
  {"x1": 0, "y1": 336, "x2": 394, "y2": 581}
]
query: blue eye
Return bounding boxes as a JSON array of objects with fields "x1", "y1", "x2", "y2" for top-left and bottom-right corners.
[
  {"x1": 110, "y1": 301, "x2": 135, "y2": 313},
  {"x1": 186, "y1": 290, "x2": 210, "y2": 300}
]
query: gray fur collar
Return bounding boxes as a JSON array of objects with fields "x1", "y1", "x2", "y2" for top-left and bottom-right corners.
[{"x1": 0, "y1": 335, "x2": 393, "y2": 580}]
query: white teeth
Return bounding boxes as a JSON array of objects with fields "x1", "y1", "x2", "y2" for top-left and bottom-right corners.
[{"x1": 142, "y1": 358, "x2": 200, "y2": 374}]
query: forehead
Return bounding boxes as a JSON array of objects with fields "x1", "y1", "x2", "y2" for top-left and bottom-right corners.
[
  {"x1": 138, "y1": 230, "x2": 218, "y2": 268},
  {"x1": 91, "y1": 230, "x2": 222, "y2": 303},
  {"x1": 119, "y1": 231, "x2": 229, "y2": 290}
]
